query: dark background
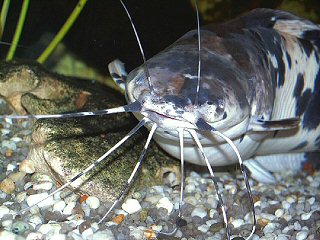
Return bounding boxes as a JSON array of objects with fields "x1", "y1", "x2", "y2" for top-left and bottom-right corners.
[{"x1": 1, "y1": 0, "x2": 319, "y2": 74}]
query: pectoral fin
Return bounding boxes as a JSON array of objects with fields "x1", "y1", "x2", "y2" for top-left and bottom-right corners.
[
  {"x1": 249, "y1": 117, "x2": 300, "y2": 132},
  {"x1": 108, "y1": 59, "x2": 127, "y2": 91}
]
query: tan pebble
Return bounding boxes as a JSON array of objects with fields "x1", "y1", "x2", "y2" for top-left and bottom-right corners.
[
  {"x1": 19, "y1": 159, "x2": 35, "y2": 174},
  {"x1": 0, "y1": 178, "x2": 15, "y2": 194},
  {"x1": 144, "y1": 229, "x2": 156, "y2": 239},
  {"x1": 257, "y1": 218, "x2": 269, "y2": 229},
  {"x1": 5, "y1": 148, "x2": 13, "y2": 157},
  {"x1": 112, "y1": 214, "x2": 125, "y2": 224},
  {"x1": 8, "y1": 171, "x2": 26, "y2": 182}
]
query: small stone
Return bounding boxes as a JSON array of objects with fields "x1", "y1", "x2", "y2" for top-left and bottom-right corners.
[
  {"x1": 122, "y1": 199, "x2": 142, "y2": 214},
  {"x1": 28, "y1": 214, "x2": 43, "y2": 227},
  {"x1": 307, "y1": 197, "x2": 315, "y2": 205},
  {"x1": 231, "y1": 219, "x2": 245, "y2": 228},
  {"x1": 191, "y1": 206, "x2": 207, "y2": 219},
  {"x1": 15, "y1": 192, "x2": 27, "y2": 203},
  {"x1": 53, "y1": 200, "x2": 66, "y2": 212},
  {"x1": 38, "y1": 223, "x2": 61, "y2": 234},
  {"x1": 0, "y1": 230, "x2": 16, "y2": 240},
  {"x1": 0, "y1": 205, "x2": 10, "y2": 218},
  {"x1": 198, "y1": 224, "x2": 210, "y2": 233},
  {"x1": 82, "y1": 227, "x2": 94, "y2": 239},
  {"x1": 48, "y1": 234, "x2": 66, "y2": 240},
  {"x1": 0, "y1": 178, "x2": 15, "y2": 194},
  {"x1": 86, "y1": 196, "x2": 100, "y2": 209},
  {"x1": 12, "y1": 221, "x2": 30, "y2": 234},
  {"x1": 88, "y1": 229, "x2": 115, "y2": 240},
  {"x1": 301, "y1": 212, "x2": 312, "y2": 220},
  {"x1": 263, "y1": 222, "x2": 279, "y2": 234},
  {"x1": 63, "y1": 202, "x2": 76, "y2": 215},
  {"x1": 26, "y1": 192, "x2": 54, "y2": 208},
  {"x1": 2, "y1": 220, "x2": 12, "y2": 231},
  {"x1": 33, "y1": 182, "x2": 53, "y2": 191},
  {"x1": 276, "y1": 235, "x2": 289, "y2": 240},
  {"x1": 296, "y1": 230, "x2": 308, "y2": 240},
  {"x1": 19, "y1": 159, "x2": 35, "y2": 174},
  {"x1": 26, "y1": 232, "x2": 43, "y2": 240},
  {"x1": 294, "y1": 221, "x2": 302, "y2": 231},
  {"x1": 275, "y1": 209, "x2": 284, "y2": 218},
  {"x1": 282, "y1": 201, "x2": 291, "y2": 209},
  {"x1": 8, "y1": 172, "x2": 26, "y2": 182},
  {"x1": 156, "y1": 197, "x2": 173, "y2": 214},
  {"x1": 112, "y1": 214, "x2": 125, "y2": 224}
]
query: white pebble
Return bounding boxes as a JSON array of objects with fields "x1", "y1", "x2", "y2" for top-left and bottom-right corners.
[
  {"x1": 263, "y1": 222, "x2": 279, "y2": 234},
  {"x1": 296, "y1": 230, "x2": 308, "y2": 240},
  {"x1": 26, "y1": 193, "x2": 54, "y2": 208},
  {"x1": 53, "y1": 200, "x2": 66, "y2": 212},
  {"x1": 0, "y1": 230, "x2": 16, "y2": 240},
  {"x1": 301, "y1": 212, "x2": 312, "y2": 220},
  {"x1": 275, "y1": 209, "x2": 284, "y2": 218},
  {"x1": 2, "y1": 140, "x2": 16, "y2": 151},
  {"x1": 38, "y1": 223, "x2": 61, "y2": 235},
  {"x1": 231, "y1": 219, "x2": 244, "y2": 228},
  {"x1": 276, "y1": 235, "x2": 289, "y2": 240},
  {"x1": 6, "y1": 164, "x2": 16, "y2": 172},
  {"x1": 282, "y1": 201, "x2": 291, "y2": 209},
  {"x1": 1, "y1": 219, "x2": 12, "y2": 230},
  {"x1": 197, "y1": 224, "x2": 210, "y2": 233},
  {"x1": 33, "y1": 182, "x2": 53, "y2": 191},
  {"x1": 307, "y1": 197, "x2": 315, "y2": 205},
  {"x1": 0, "y1": 205, "x2": 10, "y2": 218},
  {"x1": 191, "y1": 206, "x2": 207, "y2": 218},
  {"x1": 63, "y1": 202, "x2": 76, "y2": 215},
  {"x1": 122, "y1": 199, "x2": 142, "y2": 214},
  {"x1": 87, "y1": 229, "x2": 115, "y2": 240},
  {"x1": 26, "y1": 232, "x2": 43, "y2": 240},
  {"x1": 294, "y1": 221, "x2": 302, "y2": 231},
  {"x1": 19, "y1": 159, "x2": 35, "y2": 174},
  {"x1": 144, "y1": 194, "x2": 163, "y2": 204},
  {"x1": 156, "y1": 197, "x2": 173, "y2": 214},
  {"x1": 82, "y1": 228, "x2": 94, "y2": 239},
  {"x1": 48, "y1": 234, "x2": 66, "y2": 240},
  {"x1": 28, "y1": 214, "x2": 43, "y2": 227},
  {"x1": 286, "y1": 196, "x2": 296, "y2": 204},
  {"x1": 206, "y1": 196, "x2": 218, "y2": 209},
  {"x1": 15, "y1": 192, "x2": 27, "y2": 203},
  {"x1": 86, "y1": 196, "x2": 100, "y2": 209},
  {"x1": 261, "y1": 213, "x2": 276, "y2": 221}
]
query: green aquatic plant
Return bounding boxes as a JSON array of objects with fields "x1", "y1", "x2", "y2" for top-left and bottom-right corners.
[
  {"x1": 5, "y1": 0, "x2": 29, "y2": 61},
  {"x1": 37, "y1": 0, "x2": 88, "y2": 64},
  {"x1": 0, "y1": 0, "x2": 88, "y2": 63},
  {"x1": 0, "y1": 0, "x2": 10, "y2": 39}
]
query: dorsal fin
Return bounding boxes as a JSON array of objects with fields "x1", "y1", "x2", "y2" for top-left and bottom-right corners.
[{"x1": 205, "y1": 8, "x2": 320, "y2": 40}]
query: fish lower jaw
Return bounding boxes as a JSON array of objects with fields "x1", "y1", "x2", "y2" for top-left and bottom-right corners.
[{"x1": 142, "y1": 111, "x2": 196, "y2": 130}]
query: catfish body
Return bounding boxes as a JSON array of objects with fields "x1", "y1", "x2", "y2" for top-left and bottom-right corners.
[{"x1": 123, "y1": 9, "x2": 320, "y2": 182}]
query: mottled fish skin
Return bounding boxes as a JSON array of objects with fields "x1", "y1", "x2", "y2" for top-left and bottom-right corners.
[{"x1": 125, "y1": 9, "x2": 320, "y2": 168}]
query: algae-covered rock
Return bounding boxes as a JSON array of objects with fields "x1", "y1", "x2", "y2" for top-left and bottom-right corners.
[{"x1": 0, "y1": 62, "x2": 180, "y2": 202}]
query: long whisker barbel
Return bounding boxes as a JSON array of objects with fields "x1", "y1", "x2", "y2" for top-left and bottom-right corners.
[
  {"x1": 196, "y1": 118, "x2": 257, "y2": 240},
  {"x1": 194, "y1": 0, "x2": 202, "y2": 106},
  {"x1": 119, "y1": 0, "x2": 153, "y2": 93},
  {"x1": 188, "y1": 129, "x2": 232, "y2": 239},
  {"x1": 98, "y1": 123, "x2": 157, "y2": 224}
]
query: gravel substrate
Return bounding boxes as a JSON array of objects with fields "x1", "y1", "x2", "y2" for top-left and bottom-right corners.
[{"x1": 0, "y1": 117, "x2": 320, "y2": 240}]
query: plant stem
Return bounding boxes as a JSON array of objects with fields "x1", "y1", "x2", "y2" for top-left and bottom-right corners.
[
  {"x1": 0, "y1": 0, "x2": 11, "y2": 40},
  {"x1": 6, "y1": 0, "x2": 29, "y2": 61},
  {"x1": 37, "y1": 0, "x2": 88, "y2": 64}
]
